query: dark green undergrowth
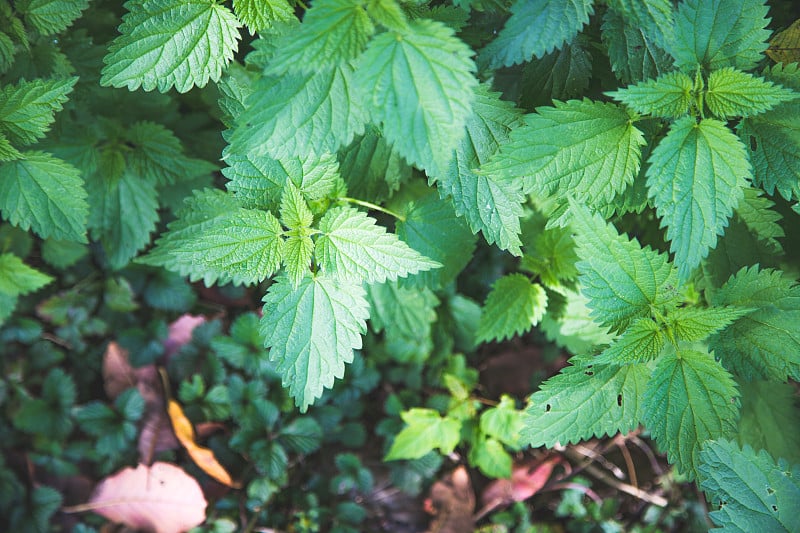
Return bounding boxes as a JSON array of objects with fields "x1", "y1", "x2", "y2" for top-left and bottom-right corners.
[{"x1": 1, "y1": 0, "x2": 799, "y2": 531}]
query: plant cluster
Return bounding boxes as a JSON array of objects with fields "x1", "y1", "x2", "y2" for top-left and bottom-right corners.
[{"x1": 1, "y1": 0, "x2": 799, "y2": 531}]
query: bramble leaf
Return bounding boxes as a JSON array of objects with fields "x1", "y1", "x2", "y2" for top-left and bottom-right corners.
[
  {"x1": 101, "y1": 0, "x2": 241, "y2": 93},
  {"x1": 260, "y1": 275, "x2": 369, "y2": 411},
  {"x1": 709, "y1": 266, "x2": 800, "y2": 382},
  {"x1": 0, "y1": 77, "x2": 77, "y2": 147},
  {"x1": 385, "y1": 408, "x2": 461, "y2": 460},
  {"x1": 126, "y1": 122, "x2": 217, "y2": 186},
  {"x1": 355, "y1": 19, "x2": 476, "y2": 175},
  {"x1": 706, "y1": 67, "x2": 798, "y2": 119},
  {"x1": 233, "y1": 0, "x2": 295, "y2": 34},
  {"x1": 643, "y1": 349, "x2": 740, "y2": 479},
  {"x1": 266, "y1": 0, "x2": 374, "y2": 75},
  {"x1": 316, "y1": 206, "x2": 440, "y2": 284},
  {"x1": 605, "y1": 0, "x2": 673, "y2": 50},
  {"x1": 481, "y1": 100, "x2": 645, "y2": 206},
  {"x1": 396, "y1": 192, "x2": 476, "y2": 289},
  {"x1": 338, "y1": 126, "x2": 411, "y2": 202},
  {"x1": 737, "y1": 380, "x2": 800, "y2": 465},
  {"x1": 739, "y1": 63, "x2": 800, "y2": 201},
  {"x1": 669, "y1": 0, "x2": 770, "y2": 71},
  {"x1": 734, "y1": 187, "x2": 784, "y2": 252},
  {"x1": 699, "y1": 440, "x2": 800, "y2": 532},
  {"x1": 0, "y1": 253, "x2": 53, "y2": 296},
  {"x1": 522, "y1": 358, "x2": 650, "y2": 447},
  {"x1": 16, "y1": 0, "x2": 89, "y2": 35},
  {"x1": 433, "y1": 85, "x2": 525, "y2": 255},
  {"x1": 140, "y1": 189, "x2": 284, "y2": 285},
  {"x1": 223, "y1": 150, "x2": 340, "y2": 211},
  {"x1": 568, "y1": 200, "x2": 679, "y2": 333},
  {"x1": 593, "y1": 319, "x2": 666, "y2": 365},
  {"x1": 667, "y1": 306, "x2": 754, "y2": 342},
  {"x1": 0, "y1": 151, "x2": 87, "y2": 242},
  {"x1": 601, "y1": 8, "x2": 672, "y2": 85},
  {"x1": 476, "y1": 274, "x2": 547, "y2": 343},
  {"x1": 231, "y1": 64, "x2": 367, "y2": 160},
  {"x1": 87, "y1": 170, "x2": 159, "y2": 269},
  {"x1": 480, "y1": 0, "x2": 593, "y2": 69},
  {"x1": 607, "y1": 71, "x2": 693, "y2": 118},
  {"x1": 646, "y1": 117, "x2": 750, "y2": 279}
]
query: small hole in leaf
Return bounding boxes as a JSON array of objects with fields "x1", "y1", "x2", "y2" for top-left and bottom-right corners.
[
  {"x1": 749, "y1": 135, "x2": 757, "y2": 151},
  {"x1": 772, "y1": 505, "x2": 778, "y2": 512},
  {"x1": 617, "y1": 394, "x2": 622, "y2": 407},
  {"x1": 767, "y1": 487, "x2": 775, "y2": 495},
  {"x1": 585, "y1": 371, "x2": 594, "y2": 376},
  {"x1": 545, "y1": 404, "x2": 551, "y2": 412}
]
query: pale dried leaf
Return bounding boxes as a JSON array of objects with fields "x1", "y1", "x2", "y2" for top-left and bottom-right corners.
[
  {"x1": 424, "y1": 465, "x2": 475, "y2": 533},
  {"x1": 164, "y1": 314, "x2": 206, "y2": 356},
  {"x1": 89, "y1": 462, "x2": 207, "y2": 533}
]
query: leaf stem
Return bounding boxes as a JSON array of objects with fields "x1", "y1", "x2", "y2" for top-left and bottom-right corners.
[{"x1": 336, "y1": 197, "x2": 405, "y2": 221}]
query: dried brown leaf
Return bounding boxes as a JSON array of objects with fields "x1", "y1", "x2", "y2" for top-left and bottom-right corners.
[
  {"x1": 767, "y1": 19, "x2": 800, "y2": 64},
  {"x1": 167, "y1": 400, "x2": 240, "y2": 488},
  {"x1": 87, "y1": 462, "x2": 207, "y2": 533},
  {"x1": 424, "y1": 466, "x2": 475, "y2": 533}
]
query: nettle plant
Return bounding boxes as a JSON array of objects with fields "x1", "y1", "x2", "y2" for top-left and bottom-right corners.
[{"x1": 1, "y1": 0, "x2": 799, "y2": 528}]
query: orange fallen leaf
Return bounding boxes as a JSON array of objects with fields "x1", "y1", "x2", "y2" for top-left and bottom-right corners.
[
  {"x1": 72, "y1": 462, "x2": 207, "y2": 533},
  {"x1": 481, "y1": 455, "x2": 561, "y2": 508},
  {"x1": 167, "y1": 399, "x2": 240, "y2": 488}
]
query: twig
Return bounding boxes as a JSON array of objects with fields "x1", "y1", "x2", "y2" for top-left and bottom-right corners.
[
  {"x1": 572, "y1": 443, "x2": 625, "y2": 479},
  {"x1": 543, "y1": 482, "x2": 603, "y2": 505},
  {"x1": 583, "y1": 463, "x2": 668, "y2": 507},
  {"x1": 614, "y1": 434, "x2": 638, "y2": 489}
]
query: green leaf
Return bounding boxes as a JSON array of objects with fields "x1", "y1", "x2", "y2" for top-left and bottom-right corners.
[
  {"x1": 607, "y1": 71, "x2": 694, "y2": 118},
  {"x1": 433, "y1": 84, "x2": 525, "y2": 255},
  {"x1": 480, "y1": 0, "x2": 593, "y2": 69},
  {"x1": 266, "y1": 0, "x2": 374, "y2": 75},
  {"x1": 470, "y1": 437, "x2": 512, "y2": 478},
  {"x1": 706, "y1": 67, "x2": 798, "y2": 119},
  {"x1": 233, "y1": 0, "x2": 295, "y2": 34},
  {"x1": 385, "y1": 408, "x2": 461, "y2": 460},
  {"x1": 739, "y1": 63, "x2": 800, "y2": 201},
  {"x1": 643, "y1": 349, "x2": 740, "y2": 479},
  {"x1": 0, "y1": 151, "x2": 87, "y2": 242},
  {"x1": 0, "y1": 133, "x2": 22, "y2": 161},
  {"x1": 223, "y1": 150, "x2": 340, "y2": 211},
  {"x1": 338, "y1": 126, "x2": 411, "y2": 203},
  {"x1": 0, "y1": 77, "x2": 77, "y2": 146},
  {"x1": 0, "y1": 31, "x2": 14, "y2": 75},
  {"x1": 16, "y1": 0, "x2": 89, "y2": 35},
  {"x1": 0, "y1": 292, "x2": 18, "y2": 325},
  {"x1": 605, "y1": 0, "x2": 673, "y2": 50},
  {"x1": 316, "y1": 206, "x2": 440, "y2": 284},
  {"x1": 283, "y1": 234, "x2": 314, "y2": 288},
  {"x1": 87, "y1": 170, "x2": 159, "y2": 269},
  {"x1": 737, "y1": 380, "x2": 800, "y2": 465},
  {"x1": 520, "y1": 215, "x2": 579, "y2": 289},
  {"x1": 646, "y1": 117, "x2": 750, "y2": 280},
  {"x1": 601, "y1": 8, "x2": 672, "y2": 86},
  {"x1": 709, "y1": 266, "x2": 800, "y2": 382},
  {"x1": 522, "y1": 358, "x2": 650, "y2": 447},
  {"x1": 140, "y1": 189, "x2": 285, "y2": 285},
  {"x1": 365, "y1": 0, "x2": 408, "y2": 32},
  {"x1": 100, "y1": 0, "x2": 241, "y2": 93},
  {"x1": 277, "y1": 417, "x2": 323, "y2": 454},
  {"x1": 355, "y1": 19, "x2": 477, "y2": 175},
  {"x1": 126, "y1": 122, "x2": 217, "y2": 186},
  {"x1": 669, "y1": 0, "x2": 770, "y2": 71},
  {"x1": 367, "y1": 281, "x2": 438, "y2": 339},
  {"x1": 667, "y1": 306, "x2": 754, "y2": 342},
  {"x1": 698, "y1": 440, "x2": 800, "y2": 532},
  {"x1": 260, "y1": 275, "x2": 369, "y2": 411},
  {"x1": 0, "y1": 253, "x2": 52, "y2": 296},
  {"x1": 568, "y1": 200, "x2": 679, "y2": 333},
  {"x1": 480, "y1": 395, "x2": 524, "y2": 449},
  {"x1": 232, "y1": 63, "x2": 367, "y2": 160},
  {"x1": 279, "y1": 181, "x2": 313, "y2": 230},
  {"x1": 41, "y1": 239, "x2": 87, "y2": 269},
  {"x1": 481, "y1": 100, "x2": 645, "y2": 206},
  {"x1": 520, "y1": 37, "x2": 592, "y2": 109},
  {"x1": 477, "y1": 274, "x2": 547, "y2": 343},
  {"x1": 734, "y1": 187, "x2": 784, "y2": 252},
  {"x1": 396, "y1": 192, "x2": 476, "y2": 289},
  {"x1": 593, "y1": 318, "x2": 666, "y2": 365}
]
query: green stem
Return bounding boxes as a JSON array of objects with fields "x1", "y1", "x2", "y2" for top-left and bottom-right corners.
[{"x1": 336, "y1": 197, "x2": 405, "y2": 221}]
